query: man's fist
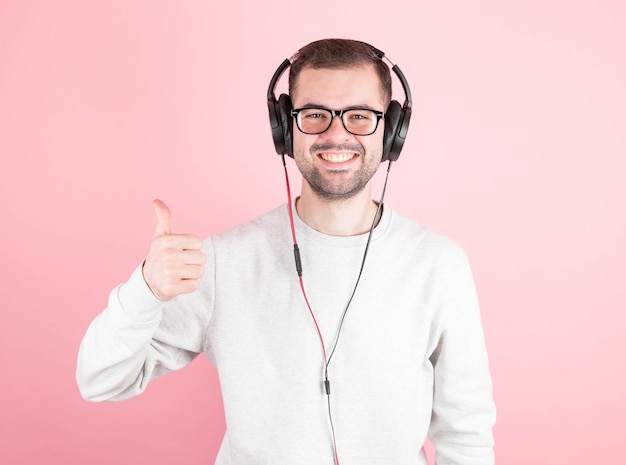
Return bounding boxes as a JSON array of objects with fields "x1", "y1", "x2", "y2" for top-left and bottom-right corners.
[{"x1": 142, "y1": 199, "x2": 206, "y2": 301}]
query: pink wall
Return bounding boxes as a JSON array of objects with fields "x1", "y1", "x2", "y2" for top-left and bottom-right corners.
[{"x1": 1, "y1": 1, "x2": 624, "y2": 464}]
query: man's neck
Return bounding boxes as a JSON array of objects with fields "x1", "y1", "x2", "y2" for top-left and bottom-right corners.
[{"x1": 296, "y1": 183, "x2": 379, "y2": 236}]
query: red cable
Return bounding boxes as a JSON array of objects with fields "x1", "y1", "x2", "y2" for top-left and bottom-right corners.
[
  {"x1": 283, "y1": 160, "x2": 329, "y2": 367},
  {"x1": 281, "y1": 156, "x2": 391, "y2": 465},
  {"x1": 282, "y1": 157, "x2": 339, "y2": 464}
]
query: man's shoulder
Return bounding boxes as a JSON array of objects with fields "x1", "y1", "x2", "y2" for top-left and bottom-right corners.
[
  {"x1": 210, "y1": 203, "x2": 288, "y2": 244},
  {"x1": 387, "y1": 207, "x2": 468, "y2": 263}
]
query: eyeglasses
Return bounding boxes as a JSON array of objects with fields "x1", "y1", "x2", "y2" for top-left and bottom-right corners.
[{"x1": 291, "y1": 107, "x2": 384, "y2": 136}]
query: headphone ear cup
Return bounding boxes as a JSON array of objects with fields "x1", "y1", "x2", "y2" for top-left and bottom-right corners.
[
  {"x1": 389, "y1": 106, "x2": 412, "y2": 162},
  {"x1": 382, "y1": 100, "x2": 402, "y2": 162},
  {"x1": 278, "y1": 94, "x2": 294, "y2": 158},
  {"x1": 268, "y1": 97, "x2": 286, "y2": 155}
]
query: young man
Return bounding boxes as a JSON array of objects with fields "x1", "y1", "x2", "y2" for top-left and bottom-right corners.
[{"x1": 77, "y1": 39, "x2": 495, "y2": 464}]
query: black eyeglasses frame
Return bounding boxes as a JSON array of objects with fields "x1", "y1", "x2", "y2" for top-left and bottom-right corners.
[{"x1": 290, "y1": 107, "x2": 385, "y2": 136}]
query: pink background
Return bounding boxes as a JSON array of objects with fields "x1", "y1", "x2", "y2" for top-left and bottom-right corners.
[{"x1": 1, "y1": 1, "x2": 624, "y2": 464}]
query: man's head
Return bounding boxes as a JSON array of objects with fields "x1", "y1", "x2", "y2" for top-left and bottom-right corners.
[
  {"x1": 288, "y1": 39, "x2": 392, "y2": 109},
  {"x1": 287, "y1": 39, "x2": 391, "y2": 203}
]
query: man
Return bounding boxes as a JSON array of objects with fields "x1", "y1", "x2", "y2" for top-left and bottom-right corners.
[{"x1": 77, "y1": 39, "x2": 495, "y2": 464}]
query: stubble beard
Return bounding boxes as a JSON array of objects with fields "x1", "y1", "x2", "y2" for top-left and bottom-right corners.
[{"x1": 295, "y1": 142, "x2": 381, "y2": 202}]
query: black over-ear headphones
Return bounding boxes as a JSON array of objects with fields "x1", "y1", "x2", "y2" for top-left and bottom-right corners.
[{"x1": 267, "y1": 42, "x2": 413, "y2": 162}]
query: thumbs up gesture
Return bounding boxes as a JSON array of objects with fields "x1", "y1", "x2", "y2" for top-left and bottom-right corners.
[{"x1": 142, "y1": 199, "x2": 206, "y2": 301}]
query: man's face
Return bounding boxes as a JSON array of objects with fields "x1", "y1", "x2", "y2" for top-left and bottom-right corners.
[{"x1": 291, "y1": 65, "x2": 386, "y2": 202}]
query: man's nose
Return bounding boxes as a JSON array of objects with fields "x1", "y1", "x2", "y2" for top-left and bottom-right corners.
[{"x1": 324, "y1": 114, "x2": 351, "y2": 138}]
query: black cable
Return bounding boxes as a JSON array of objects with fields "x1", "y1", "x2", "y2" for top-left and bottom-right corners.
[
  {"x1": 283, "y1": 158, "x2": 394, "y2": 465},
  {"x1": 324, "y1": 160, "x2": 392, "y2": 465},
  {"x1": 326, "y1": 160, "x2": 393, "y2": 368}
]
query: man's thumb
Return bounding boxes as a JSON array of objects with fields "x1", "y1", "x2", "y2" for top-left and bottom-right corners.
[{"x1": 152, "y1": 199, "x2": 172, "y2": 237}]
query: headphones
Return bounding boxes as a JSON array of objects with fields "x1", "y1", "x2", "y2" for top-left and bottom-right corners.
[{"x1": 267, "y1": 42, "x2": 413, "y2": 162}]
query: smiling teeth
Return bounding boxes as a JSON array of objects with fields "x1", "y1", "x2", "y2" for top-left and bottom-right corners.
[{"x1": 320, "y1": 153, "x2": 355, "y2": 163}]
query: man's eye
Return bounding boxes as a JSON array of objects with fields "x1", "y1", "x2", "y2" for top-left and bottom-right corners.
[{"x1": 348, "y1": 111, "x2": 373, "y2": 120}]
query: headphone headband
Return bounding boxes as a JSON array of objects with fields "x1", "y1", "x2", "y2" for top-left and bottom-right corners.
[{"x1": 267, "y1": 41, "x2": 412, "y2": 162}]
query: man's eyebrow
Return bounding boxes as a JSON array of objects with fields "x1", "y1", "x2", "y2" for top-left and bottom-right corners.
[
  {"x1": 298, "y1": 103, "x2": 382, "y2": 111},
  {"x1": 298, "y1": 103, "x2": 326, "y2": 109}
]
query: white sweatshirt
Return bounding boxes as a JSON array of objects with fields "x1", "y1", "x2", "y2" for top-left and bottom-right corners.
[{"x1": 77, "y1": 203, "x2": 495, "y2": 465}]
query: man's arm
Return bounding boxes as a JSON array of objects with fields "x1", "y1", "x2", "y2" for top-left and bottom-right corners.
[
  {"x1": 77, "y1": 266, "x2": 167, "y2": 401},
  {"x1": 76, "y1": 200, "x2": 210, "y2": 401},
  {"x1": 429, "y1": 251, "x2": 496, "y2": 465}
]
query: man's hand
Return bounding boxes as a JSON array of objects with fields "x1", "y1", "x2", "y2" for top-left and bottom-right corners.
[{"x1": 142, "y1": 199, "x2": 206, "y2": 301}]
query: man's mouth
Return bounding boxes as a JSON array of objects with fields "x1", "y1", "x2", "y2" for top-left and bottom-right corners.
[{"x1": 319, "y1": 153, "x2": 357, "y2": 163}]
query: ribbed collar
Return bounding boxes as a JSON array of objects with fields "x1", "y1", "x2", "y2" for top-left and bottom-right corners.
[{"x1": 287, "y1": 197, "x2": 393, "y2": 248}]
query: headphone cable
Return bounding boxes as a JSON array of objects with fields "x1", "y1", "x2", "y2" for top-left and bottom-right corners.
[{"x1": 282, "y1": 155, "x2": 393, "y2": 465}]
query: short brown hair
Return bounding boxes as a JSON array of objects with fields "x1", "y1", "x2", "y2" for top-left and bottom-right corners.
[{"x1": 289, "y1": 39, "x2": 392, "y2": 108}]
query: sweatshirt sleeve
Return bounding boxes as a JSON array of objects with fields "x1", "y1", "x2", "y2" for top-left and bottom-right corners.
[
  {"x1": 428, "y1": 249, "x2": 496, "y2": 465},
  {"x1": 76, "y1": 239, "x2": 215, "y2": 402}
]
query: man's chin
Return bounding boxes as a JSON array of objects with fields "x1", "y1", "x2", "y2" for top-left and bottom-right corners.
[{"x1": 308, "y1": 182, "x2": 367, "y2": 203}]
